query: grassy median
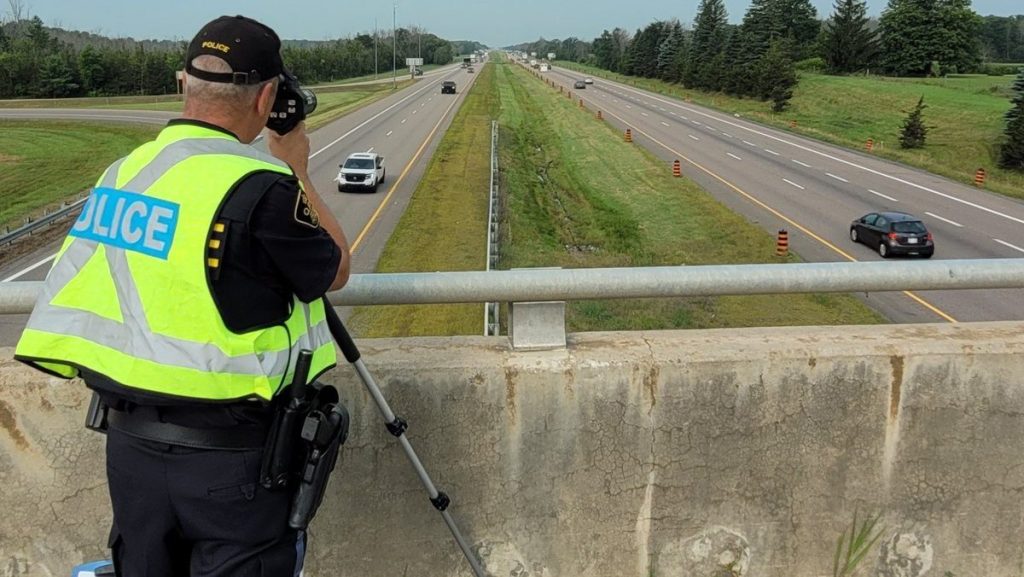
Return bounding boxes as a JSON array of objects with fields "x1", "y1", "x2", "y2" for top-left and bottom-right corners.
[
  {"x1": 501, "y1": 61, "x2": 883, "y2": 330},
  {"x1": 347, "y1": 63, "x2": 498, "y2": 337},
  {"x1": 348, "y1": 57, "x2": 881, "y2": 337},
  {"x1": 558, "y1": 61, "x2": 1024, "y2": 201}
]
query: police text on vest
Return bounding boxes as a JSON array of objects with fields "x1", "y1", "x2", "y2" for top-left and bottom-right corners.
[{"x1": 71, "y1": 188, "x2": 180, "y2": 260}]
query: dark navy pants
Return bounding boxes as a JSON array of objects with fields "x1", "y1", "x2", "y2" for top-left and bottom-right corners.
[{"x1": 105, "y1": 427, "x2": 304, "y2": 576}]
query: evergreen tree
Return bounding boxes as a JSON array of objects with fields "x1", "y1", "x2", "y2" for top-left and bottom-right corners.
[
  {"x1": 753, "y1": 38, "x2": 797, "y2": 108},
  {"x1": 740, "y1": 0, "x2": 820, "y2": 62},
  {"x1": 1000, "y1": 69, "x2": 1024, "y2": 170},
  {"x1": 632, "y1": 22, "x2": 668, "y2": 78},
  {"x1": 899, "y1": 96, "x2": 929, "y2": 148},
  {"x1": 879, "y1": 0, "x2": 982, "y2": 76},
  {"x1": 688, "y1": 0, "x2": 729, "y2": 89},
  {"x1": 657, "y1": 21, "x2": 685, "y2": 82},
  {"x1": 822, "y1": 0, "x2": 879, "y2": 73}
]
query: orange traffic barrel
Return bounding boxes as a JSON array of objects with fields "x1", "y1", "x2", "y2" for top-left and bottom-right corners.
[
  {"x1": 776, "y1": 229, "x2": 789, "y2": 257},
  {"x1": 975, "y1": 168, "x2": 986, "y2": 187},
  {"x1": 672, "y1": 160, "x2": 682, "y2": 177},
  {"x1": 597, "y1": 110, "x2": 603, "y2": 120},
  {"x1": 866, "y1": 138, "x2": 874, "y2": 152},
  {"x1": 625, "y1": 129, "x2": 633, "y2": 143}
]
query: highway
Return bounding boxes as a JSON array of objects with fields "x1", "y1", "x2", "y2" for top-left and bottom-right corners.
[
  {"x1": 0, "y1": 63, "x2": 482, "y2": 345},
  {"x1": 543, "y1": 64, "x2": 1024, "y2": 324}
]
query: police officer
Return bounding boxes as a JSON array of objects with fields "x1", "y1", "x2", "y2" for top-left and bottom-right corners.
[{"x1": 15, "y1": 15, "x2": 349, "y2": 576}]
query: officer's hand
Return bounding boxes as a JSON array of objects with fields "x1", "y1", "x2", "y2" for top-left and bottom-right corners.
[{"x1": 268, "y1": 122, "x2": 311, "y2": 177}]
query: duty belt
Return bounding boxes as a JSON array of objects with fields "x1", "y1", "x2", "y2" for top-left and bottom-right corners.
[{"x1": 107, "y1": 409, "x2": 269, "y2": 451}]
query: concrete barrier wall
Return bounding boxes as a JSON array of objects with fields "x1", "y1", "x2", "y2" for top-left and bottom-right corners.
[{"x1": 2, "y1": 322, "x2": 1024, "y2": 577}]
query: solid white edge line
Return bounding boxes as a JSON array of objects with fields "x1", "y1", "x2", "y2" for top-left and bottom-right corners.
[
  {"x1": 783, "y1": 179, "x2": 806, "y2": 190},
  {"x1": 869, "y1": 189, "x2": 899, "y2": 202},
  {"x1": 2, "y1": 253, "x2": 57, "y2": 283},
  {"x1": 826, "y1": 172, "x2": 850, "y2": 183},
  {"x1": 608, "y1": 80, "x2": 1024, "y2": 226},
  {"x1": 925, "y1": 212, "x2": 964, "y2": 228},
  {"x1": 994, "y1": 239, "x2": 1024, "y2": 254},
  {"x1": 727, "y1": 152, "x2": 743, "y2": 161}
]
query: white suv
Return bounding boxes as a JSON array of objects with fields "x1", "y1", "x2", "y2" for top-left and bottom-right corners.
[{"x1": 337, "y1": 152, "x2": 385, "y2": 192}]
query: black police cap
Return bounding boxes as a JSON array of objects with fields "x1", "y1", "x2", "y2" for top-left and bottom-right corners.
[{"x1": 185, "y1": 15, "x2": 284, "y2": 85}]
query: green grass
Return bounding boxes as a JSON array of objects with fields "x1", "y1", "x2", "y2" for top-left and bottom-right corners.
[
  {"x1": 347, "y1": 62, "x2": 498, "y2": 337},
  {"x1": 0, "y1": 121, "x2": 158, "y2": 230},
  {"x1": 0, "y1": 94, "x2": 183, "y2": 109},
  {"x1": 558, "y1": 61, "x2": 1024, "y2": 201},
  {"x1": 350, "y1": 56, "x2": 882, "y2": 337}
]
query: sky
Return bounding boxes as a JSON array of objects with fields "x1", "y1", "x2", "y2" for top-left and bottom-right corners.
[{"x1": 13, "y1": 0, "x2": 1023, "y2": 49}]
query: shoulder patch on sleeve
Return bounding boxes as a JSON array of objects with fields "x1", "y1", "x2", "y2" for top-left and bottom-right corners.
[{"x1": 294, "y1": 189, "x2": 321, "y2": 229}]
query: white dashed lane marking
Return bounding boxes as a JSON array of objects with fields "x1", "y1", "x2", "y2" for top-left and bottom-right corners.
[
  {"x1": 792, "y1": 159, "x2": 811, "y2": 168},
  {"x1": 783, "y1": 179, "x2": 805, "y2": 190},
  {"x1": 994, "y1": 239, "x2": 1024, "y2": 254},
  {"x1": 660, "y1": 121, "x2": 670, "y2": 127},
  {"x1": 742, "y1": 140, "x2": 757, "y2": 146},
  {"x1": 826, "y1": 173, "x2": 849, "y2": 183},
  {"x1": 688, "y1": 134, "x2": 700, "y2": 141},
  {"x1": 727, "y1": 152, "x2": 743, "y2": 161},
  {"x1": 925, "y1": 212, "x2": 963, "y2": 228},
  {"x1": 764, "y1": 149, "x2": 780, "y2": 156},
  {"x1": 386, "y1": 130, "x2": 393, "y2": 137},
  {"x1": 869, "y1": 189, "x2": 899, "y2": 202}
]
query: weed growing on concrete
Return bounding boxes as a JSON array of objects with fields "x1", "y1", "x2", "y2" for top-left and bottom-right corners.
[{"x1": 832, "y1": 510, "x2": 884, "y2": 577}]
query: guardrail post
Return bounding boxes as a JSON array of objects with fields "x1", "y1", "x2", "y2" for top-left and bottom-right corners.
[{"x1": 509, "y1": 268, "x2": 566, "y2": 351}]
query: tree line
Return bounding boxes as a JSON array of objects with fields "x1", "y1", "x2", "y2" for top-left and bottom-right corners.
[
  {"x1": 514, "y1": 0, "x2": 1022, "y2": 112},
  {"x1": 0, "y1": 16, "x2": 463, "y2": 99}
]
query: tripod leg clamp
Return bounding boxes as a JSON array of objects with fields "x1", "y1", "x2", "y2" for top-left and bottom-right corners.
[
  {"x1": 385, "y1": 416, "x2": 408, "y2": 437},
  {"x1": 430, "y1": 491, "x2": 451, "y2": 511}
]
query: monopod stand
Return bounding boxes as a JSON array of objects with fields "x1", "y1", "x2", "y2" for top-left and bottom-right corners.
[{"x1": 322, "y1": 300, "x2": 488, "y2": 577}]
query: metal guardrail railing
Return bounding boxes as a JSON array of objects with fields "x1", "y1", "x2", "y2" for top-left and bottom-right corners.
[
  {"x1": 0, "y1": 195, "x2": 88, "y2": 246},
  {"x1": 3, "y1": 259, "x2": 1023, "y2": 315},
  {"x1": 483, "y1": 120, "x2": 500, "y2": 336}
]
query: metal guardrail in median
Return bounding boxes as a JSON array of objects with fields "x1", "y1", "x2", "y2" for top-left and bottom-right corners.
[
  {"x1": 483, "y1": 120, "x2": 500, "y2": 336},
  {"x1": 0, "y1": 195, "x2": 88, "y2": 246},
  {"x1": 3, "y1": 259, "x2": 1023, "y2": 314}
]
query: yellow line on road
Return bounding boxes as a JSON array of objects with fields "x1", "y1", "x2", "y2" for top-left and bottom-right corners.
[
  {"x1": 581, "y1": 90, "x2": 958, "y2": 324},
  {"x1": 349, "y1": 88, "x2": 466, "y2": 254}
]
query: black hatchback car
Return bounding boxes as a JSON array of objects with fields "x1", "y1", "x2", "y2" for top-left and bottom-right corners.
[
  {"x1": 850, "y1": 211, "x2": 934, "y2": 258},
  {"x1": 441, "y1": 81, "x2": 456, "y2": 94}
]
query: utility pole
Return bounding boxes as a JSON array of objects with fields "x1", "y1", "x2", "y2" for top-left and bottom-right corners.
[
  {"x1": 392, "y1": 2, "x2": 397, "y2": 89},
  {"x1": 374, "y1": 17, "x2": 378, "y2": 80}
]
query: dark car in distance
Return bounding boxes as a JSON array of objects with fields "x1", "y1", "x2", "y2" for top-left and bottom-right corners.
[
  {"x1": 573, "y1": 80, "x2": 586, "y2": 89},
  {"x1": 441, "y1": 81, "x2": 456, "y2": 94},
  {"x1": 850, "y1": 211, "x2": 934, "y2": 258}
]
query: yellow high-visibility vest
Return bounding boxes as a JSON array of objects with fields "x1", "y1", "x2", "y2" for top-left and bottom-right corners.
[{"x1": 15, "y1": 123, "x2": 336, "y2": 401}]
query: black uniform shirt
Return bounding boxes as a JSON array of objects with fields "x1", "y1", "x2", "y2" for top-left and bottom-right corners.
[{"x1": 85, "y1": 119, "x2": 341, "y2": 409}]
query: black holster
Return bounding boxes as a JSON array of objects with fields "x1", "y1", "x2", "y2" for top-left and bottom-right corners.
[{"x1": 259, "y1": 350, "x2": 349, "y2": 529}]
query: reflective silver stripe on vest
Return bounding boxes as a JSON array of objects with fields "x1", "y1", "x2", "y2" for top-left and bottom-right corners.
[{"x1": 26, "y1": 137, "x2": 302, "y2": 381}]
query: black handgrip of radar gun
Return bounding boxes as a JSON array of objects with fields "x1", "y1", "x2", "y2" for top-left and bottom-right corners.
[{"x1": 323, "y1": 298, "x2": 360, "y2": 363}]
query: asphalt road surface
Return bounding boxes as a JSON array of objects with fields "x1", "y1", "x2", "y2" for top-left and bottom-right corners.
[
  {"x1": 545, "y1": 65, "x2": 1024, "y2": 324},
  {"x1": 0, "y1": 63, "x2": 482, "y2": 345}
]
